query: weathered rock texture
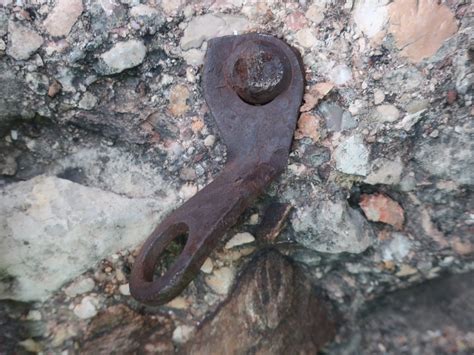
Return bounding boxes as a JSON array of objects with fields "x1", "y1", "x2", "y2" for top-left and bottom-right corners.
[
  {"x1": 0, "y1": 0, "x2": 472, "y2": 353},
  {"x1": 0, "y1": 176, "x2": 176, "y2": 301},
  {"x1": 183, "y1": 250, "x2": 337, "y2": 354}
]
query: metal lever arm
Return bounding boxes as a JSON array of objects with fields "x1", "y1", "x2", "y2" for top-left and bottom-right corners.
[{"x1": 130, "y1": 159, "x2": 277, "y2": 305}]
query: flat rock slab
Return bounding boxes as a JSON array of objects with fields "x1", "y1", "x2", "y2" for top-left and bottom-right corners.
[
  {"x1": 0, "y1": 176, "x2": 174, "y2": 301},
  {"x1": 182, "y1": 249, "x2": 337, "y2": 354}
]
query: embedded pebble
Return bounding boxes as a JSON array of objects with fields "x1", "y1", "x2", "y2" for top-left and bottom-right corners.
[
  {"x1": 359, "y1": 193, "x2": 405, "y2": 230},
  {"x1": 119, "y1": 283, "x2": 130, "y2": 296},
  {"x1": 375, "y1": 104, "x2": 400, "y2": 123},
  {"x1": 78, "y1": 92, "x2": 98, "y2": 110},
  {"x1": 200, "y1": 258, "x2": 214, "y2": 274},
  {"x1": 43, "y1": 0, "x2": 83, "y2": 37},
  {"x1": 7, "y1": 21, "x2": 44, "y2": 60},
  {"x1": 225, "y1": 232, "x2": 255, "y2": 249},
  {"x1": 172, "y1": 325, "x2": 195, "y2": 344},
  {"x1": 65, "y1": 277, "x2": 95, "y2": 297},
  {"x1": 295, "y1": 28, "x2": 317, "y2": 48},
  {"x1": 373, "y1": 89, "x2": 385, "y2": 105},
  {"x1": 204, "y1": 135, "x2": 216, "y2": 147},
  {"x1": 334, "y1": 135, "x2": 370, "y2": 176},
  {"x1": 205, "y1": 267, "x2": 235, "y2": 295},
  {"x1": 73, "y1": 296, "x2": 98, "y2": 319},
  {"x1": 98, "y1": 40, "x2": 147, "y2": 75}
]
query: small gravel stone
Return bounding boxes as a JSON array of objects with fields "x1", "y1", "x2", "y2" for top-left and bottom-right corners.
[
  {"x1": 382, "y1": 233, "x2": 411, "y2": 262},
  {"x1": 295, "y1": 28, "x2": 317, "y2": 48},
  {"x1": 294, "y1": 112, "x2": 321, "y2": 141},
  {"x1": 65, "y1": 277, "x2": 95, "y2": 297},
  {"x1": 73, "y1": 296, "x2": 98, "y2": 319},
  {"x1": 375, "y1": 104, "x2": 400, "y2": 122},
  {"x1": 119, "y1": 283, "x2": 130, "y2": 296},
  {"x1": 205, "y1": 267, "x2": 234, "y2": 295},
  {"x1": 7, "y1": 21, "x2": 44, "y2": 60},
  {"x1": 166, "y1": 296, "x2": 189, "y2": 309},
  {"x1": 0, "y1": 155, "x2": 17, "y2": 176},
  {"x1": 373, "y1": 89, "x2": 385, "y2": 105},
  {"x1": 204, "y1": 135, "x2": 216, "y2": 147},
  {"x1": 172, "y1": 325, "x2": 195, "y2": 344},
  {"x1": 200, "y1": 258, "x2": 213, "y2": 274},
  {"x1": 334, "y1": 135, "x2": 370, "y2": 176},
  {"x1": 225, "y1": 232, "x2": 255, "y2": 249},
  {"x1": 329, "y1": 64, "x2": 352, "y2": 86},
  {"x1": 305, "y1": 4, "x2": 324, "y2": 25},
  {"x1": 78, "y1": 92, "x2": 97, "y2": 110},
  {"x1": 396, "y1": 264, "x2": 418, "y2": 277},
  {"x1": 98, "y1": 40, "x2": 147, "y2": 75},
  {"x1": 248, "y1": 213, "x2": 259, "y2": 225},
  {"x1": 365, "y1": 157, "x2": 404, "y2": 185},
  {"x1": 48, "y1": 79, "x2": 62, "y2": 97},
  {"x1": 168, "y1": 84, "x2": 190, "y2": 117},
  {"x1": 359, "y1": 193, "x2": 405, "y2": 230},
  {"x1": 43, "y1": 0, "x2": 83, "y2": 37},
  {"x1": 26, "y1": 310, "x2": 42, "y2": 321}
]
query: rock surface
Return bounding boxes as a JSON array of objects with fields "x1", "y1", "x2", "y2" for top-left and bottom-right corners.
[
  {"x1": 0, "y1": 176, "x2": 175, "y2": 301},
  {"x1": 0, "y1": 0, "x2": 472, "y2": 353}
]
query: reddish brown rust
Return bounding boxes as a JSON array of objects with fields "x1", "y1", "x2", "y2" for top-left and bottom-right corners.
[{"x1": 130, "y1": 34, "x2": 304, "y2": 305}]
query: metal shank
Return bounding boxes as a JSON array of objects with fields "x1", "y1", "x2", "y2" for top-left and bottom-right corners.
[{"x1": 130, "y1": 34, "x2": 304, "y2": 305}]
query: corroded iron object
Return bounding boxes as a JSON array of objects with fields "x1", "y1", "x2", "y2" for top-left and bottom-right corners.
[{"x1": 130, "y1": 33, "x2": 304, "y2": 305}]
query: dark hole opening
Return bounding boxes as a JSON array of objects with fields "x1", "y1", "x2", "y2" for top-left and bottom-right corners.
[{"x1": 152, "y1": 231, "x2": 188, "y2": 280}]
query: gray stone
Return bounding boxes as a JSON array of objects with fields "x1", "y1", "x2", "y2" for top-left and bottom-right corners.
[
  {"x1": 341, "y1": 110, "x2": 358, "y2": 130},
  {"x1": 319, "y1": 102, "x2": 343, "y2": 131},
  {"x1": 319, "y1": 103, "x2": 357, "y2": 131},
  {"x1": 373, "y1": 89, "x2": 385, "y2": 105},
  {"x1": 6, "y1": 21, "x2": 43, "y2": 60},
  {"x1": 43, "y1": 0, "x2": 83, "y2": 37},
  {"x1": 98, "y1": 40, "x2": 146, "y2": 75},
  {"x1": 365, "y1": 157, "x2": 404, "y2": 185},
  {"x1": 0, "y1": 176, "x2": 177, "y2": 301},
  {"x1": 293, "y1": 199, "x2": 375, "y2": 254},
  {"x1": 334, "y1": 135, "x2": 370, "y2": 176},
  {"x1": 406, "y1": 99, "x2": 429, "y2": 114},
  {"x1": 78, "y1": 92, "x2": 98, "y2": 110},
  {"x1": 180, "y1": 14, "x2": 250, "y2": 51}
]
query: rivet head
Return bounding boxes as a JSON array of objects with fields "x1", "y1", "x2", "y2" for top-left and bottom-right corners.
[{"x1": 227, "y1": 41, "x2": 291, "y2": 105}]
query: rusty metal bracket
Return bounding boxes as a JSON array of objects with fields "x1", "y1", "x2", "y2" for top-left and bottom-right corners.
[{"x1": 130, "y1": 33, "x2": 304, "y2": 305}]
